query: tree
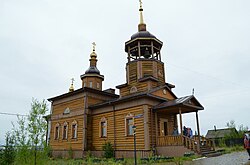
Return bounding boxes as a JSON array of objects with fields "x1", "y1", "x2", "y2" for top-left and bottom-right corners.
[
  {"x1": 224, "y1": 120, "x2": 249, "y2": 146},
  {"x1": 226, "y1": 120, "x2": 236, "y2": 129},
  {"x1": 0, "y1": 132, "x2": 15, "y2": 165},
  {"x1": 226, "y1": 120, "x2": 248, "y2": 137},
  {"x1": 12, "y1": 116, "x2": 30, "y2": 164},
  {"x1": 27, "y1": 99, "x2": 48, "y2": 165},
  {"x1": 11, "y1": 98, "x2": 48, "y2": 165}
]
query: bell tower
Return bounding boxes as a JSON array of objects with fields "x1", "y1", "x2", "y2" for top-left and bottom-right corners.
[
  {"x1": 80, "y1": 43, "x2": 104, "y2": 90},
  {"x1": 117, "y1": 0, "x2": 166, "y2": 97}
]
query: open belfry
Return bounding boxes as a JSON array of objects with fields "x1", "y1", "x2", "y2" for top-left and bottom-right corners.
[{"x1": 47, "y1": 1, "x2": 215, "y2": 158}]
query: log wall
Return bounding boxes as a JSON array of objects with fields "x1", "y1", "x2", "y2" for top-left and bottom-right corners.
[{"x1": 91, "y1": 105, "x2": 145, "y2": 151}]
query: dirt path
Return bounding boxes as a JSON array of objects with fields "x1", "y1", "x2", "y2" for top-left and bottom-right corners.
[{"x1": 188, "y1": 151, "x2": 250, "y2": 165}]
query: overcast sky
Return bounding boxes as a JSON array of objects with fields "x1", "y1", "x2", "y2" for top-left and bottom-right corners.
[{"x1": 1, "y1": 0, "x2": 250, "y2": 144}]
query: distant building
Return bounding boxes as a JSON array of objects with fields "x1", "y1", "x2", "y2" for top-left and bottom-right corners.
[
  {"x1": 206, "y1": 128, "x2": 238, "y2": 146},
  {"x1": 46, "y1": 1, "x2": 214, "y2": 158}
]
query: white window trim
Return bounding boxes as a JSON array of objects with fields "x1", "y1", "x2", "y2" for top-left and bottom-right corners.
[
  {"x1": 71, "y1": 120, "x2": 78, "y2": 139},
  {"x1": 99, "y1": 117, "x2": 107, "y2": 138},
  {"x1": 62, "y1": 122, "x2": 68, "y2": 140},
  {"x1": 54, "y1": 123, "x2": 60, "y2": 140},
  {"x1": 125, "y1": 113, "x2": 134, "y2": 136}
]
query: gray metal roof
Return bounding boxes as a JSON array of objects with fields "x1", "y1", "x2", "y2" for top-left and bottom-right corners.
[
  {"x1": 205, "y1": 128, "x2": 238, "y2": 139},
  {"x1": 153, "y1": 95, "x2": 204, "y2": 110}
]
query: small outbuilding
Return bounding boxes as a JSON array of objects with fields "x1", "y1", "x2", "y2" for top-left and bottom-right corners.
[{"x1": 206, "y1": 128, "x2": 238, "y2": 146}]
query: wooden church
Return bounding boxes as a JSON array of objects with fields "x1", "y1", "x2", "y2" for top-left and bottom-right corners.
[{"x1": 47, "y1": 1, "x2": 214, "y2": 158}]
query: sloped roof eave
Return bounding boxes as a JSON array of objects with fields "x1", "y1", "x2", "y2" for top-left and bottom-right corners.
[
  {"x1": 153, "y1": 95, "x2": 204, "y2": 111},
  {"x1": 89, "y1": 93, "x2": 166, "y2": 109}
]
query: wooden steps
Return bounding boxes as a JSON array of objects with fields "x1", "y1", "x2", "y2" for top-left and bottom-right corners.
[{"x1": 200, "y1": 145, "x2": 222, "y2": 157}]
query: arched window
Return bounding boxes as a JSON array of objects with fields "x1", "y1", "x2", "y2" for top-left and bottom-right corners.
[
  {"x1": 89, "y1": 81, "x2": 93, "y2": 88},
  {"x1": 71, "y1": 120, "x2": 78, "y2": 139},
  {"x1": 99, "y1": 117, "x2": 107, "y2": 138},
  {"x1": 54, "y1": 123, "x2": 60, "y2": 140},
  {"x1": 62, "y1": 122, "x2": 68, "y2": 140},
  {"x1": 125, "y1": 113, "x2": 134, "y2": 136}
]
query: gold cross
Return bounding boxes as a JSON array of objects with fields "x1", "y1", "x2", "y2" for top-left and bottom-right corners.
[
  {"x1": 92, "y1": 42, "x2": 96, "y2": 51},
  {"x1": 139, "y1": 0, "x2": 143, "y2": 9},
  {"x1": 71, "y1": 78, "x2": 75, "y2": 84}
]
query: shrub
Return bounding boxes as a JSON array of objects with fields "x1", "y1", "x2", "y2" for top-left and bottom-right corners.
[
  {"x1": 102, "y1": 142, "x2": 114, "y2": 159},
  {"x1": 1, "y1": 132, "x2": 16, "y2": 165}
]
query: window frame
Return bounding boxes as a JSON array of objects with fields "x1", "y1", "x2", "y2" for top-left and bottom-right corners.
[
  {"x1": 54, "y1": 123, "x2": 60, "y2": 140},
  {"x1": 99, "y1": 117, "x2": 107, "y2": 138},
  {"x1": 71, "y1": 120, "x2": 78, "y2": 139},
  {"x1": 62, "y1": 122, "x2": 68, "y2": 140},
  {"x1": 125, "y1": 113, "x2": 134, "y2": 136}
]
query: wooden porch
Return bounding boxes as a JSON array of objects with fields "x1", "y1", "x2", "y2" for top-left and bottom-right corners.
[
  {"x1": 156, "y1": 135, "x2": 215, "y2": 154},
  {"x1": 152, "y1": 95, "x2": 211, "y2": 155}
]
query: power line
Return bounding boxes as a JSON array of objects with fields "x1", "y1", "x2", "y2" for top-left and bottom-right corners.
[
  {"x1": 200, "y1": 88, "x2": 250, "y2": 100},
  {"x1": 0, "y1": 112, "x2": 28, "y2": 117},
  {"x1": 167, "y1": 62, "x2": 250, "y2": 89}
]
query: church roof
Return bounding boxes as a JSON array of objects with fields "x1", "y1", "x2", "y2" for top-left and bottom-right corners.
[
  {"x1": 89, "y1": 91, "x2": 167, "y2": 109},
  {"x1": 131, "y1": 31, "x2": 156, "y2": 40},
  {"x1": 48, "y1": 87, "x2": 118, "y2": 102},
  {"x1": 153, "y1": 95, "x2": 204, "y2": 111},
  {"x1": 85, "y1": 66, "x2": 100, "y2": 74}
]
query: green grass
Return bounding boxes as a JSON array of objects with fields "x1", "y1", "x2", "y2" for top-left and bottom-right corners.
[
  {"x1": 45, "y1": 155, "x2": 200, "y2": 165},
  {"x1": 4, "y1": 146, "x2": 244, "y2": 165},
  {"x1": 216, "y1": 145, "x2": 244, "y2": 154}
]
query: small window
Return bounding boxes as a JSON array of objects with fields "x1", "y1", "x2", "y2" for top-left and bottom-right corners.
[
  {"x1": 97, "y1": 82, "x2": 100, "y2": 89},
  {"x1": 54, "y1": 123, "x2": 60, "y2": 140},
  {"x1": 125, "y1": 113, "x2": 134, "y2": 136},
  {"x1": 99, "y1": 117, "x2": 107, "y2": 138},
  {"x1": 101, "y1": 122, "x2": 107, "y2": 137},
  {"x1": 84, "y1": 82, "x2": 86, "y2": 87},
  {"x1": 72, "y1": 120, "x2": 77, "y2": 139},
  {"x1": 89, "y1": 81, "x2": 93, "y2": 88},
  {"x1": 62, "y1": 122, "x2": 68, "y2": 140},
  {"x1": 127, "y1": 118, "x2": 134, "y2": 136}
]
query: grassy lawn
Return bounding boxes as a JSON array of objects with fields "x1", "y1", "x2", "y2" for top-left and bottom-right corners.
[
  {"x1": 45, "y1": 155, "x2": 201, "y2": 165},
  {"x1": 46, "y1": 146, "x2": 245, "y2": 165},
  {"x1": 215, "y1": 145, "x2": 244, "y2": 154}
]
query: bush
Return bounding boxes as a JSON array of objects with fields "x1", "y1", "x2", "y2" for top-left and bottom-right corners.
[
  {"x1": 102, "y1": 142, "x2": 114, "y2": 159},
  {"x1": 0, "y1": 132, "x2": 16, "y2": 165}
]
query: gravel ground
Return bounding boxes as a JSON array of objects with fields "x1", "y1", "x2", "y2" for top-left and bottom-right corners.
[{"x1": 189, "y1": 151, "x2": 250, "y2": 165}]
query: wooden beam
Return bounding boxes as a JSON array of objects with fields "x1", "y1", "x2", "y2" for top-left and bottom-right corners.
[
  {"x1": 179, "y1": 108, "x2": 183, "y2": 135},
  {"x1": 150, "y1": 108, "x2": 153, "y2": 148},
  {"x1": 127, "y1": 46, "x2": 131, "y2": 62},
  {"x1": 196, "y1": 111, "x2": 201, "y2": 153},
  {"x1": 143, "y1": 105, "x2": 150, "y2": 150},
  {"x1": 151, "y1": 41, "x2": 154, "y2": 59},
  {"x1": 155, "y1": 111, "x2": 158, "y2": 139},
  {"x1": 113, "y1": 105, "x2": 116, "y2": 157},
  {"x1": 83, "y1": 94, "x2": 88, "y2": 151},
  {"x1": 138, "y1": 42, "x2": 141, "y2": 58}
]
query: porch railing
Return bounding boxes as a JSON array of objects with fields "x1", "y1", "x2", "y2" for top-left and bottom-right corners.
[
  {"x1": 183, "y1": 135, "x2": 198, "y2": 152},
  {"x1": 157, "y1": 135, "x2": 183, "y2": 146},
  {"x1": 193, "y1": 135, "x2": 215, "y2": 151},
  {"x1": 157, "y1": 135, "x2": 215, "y2": 153}
]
